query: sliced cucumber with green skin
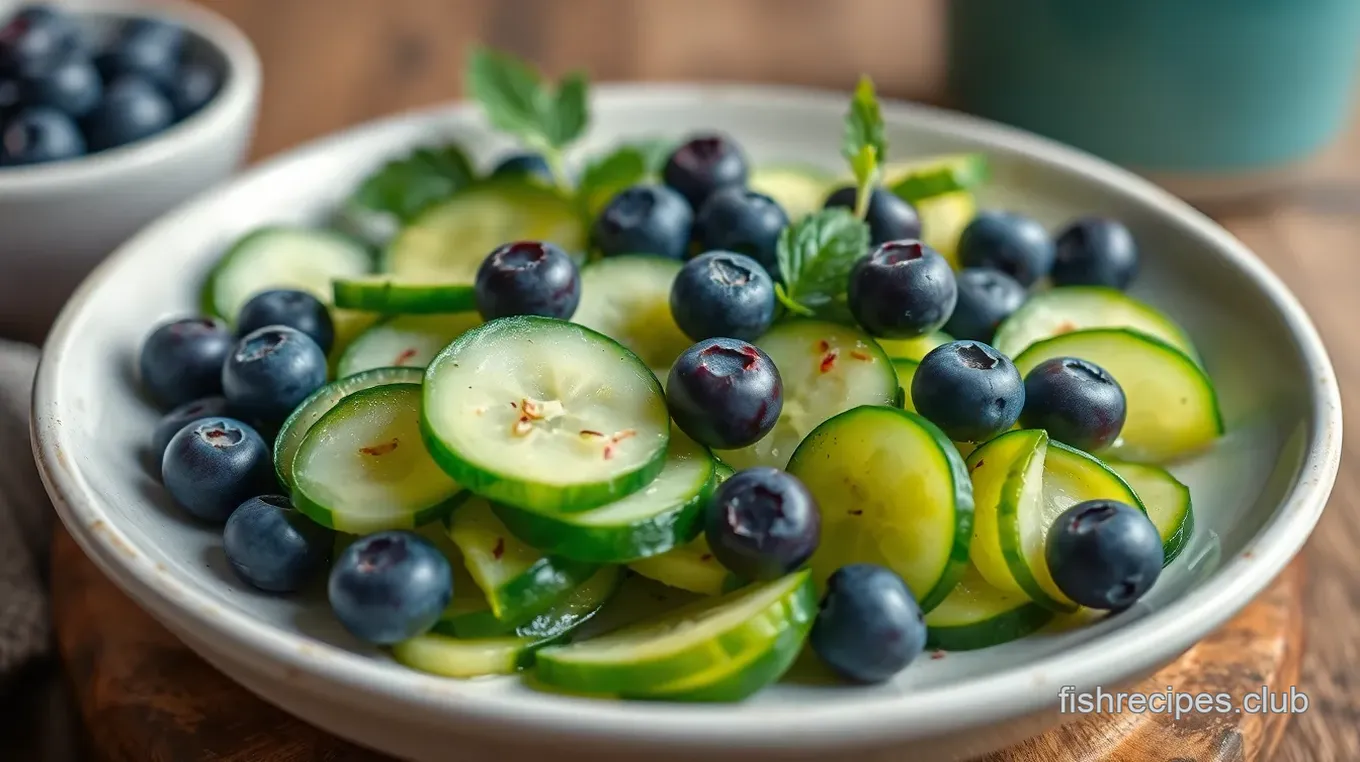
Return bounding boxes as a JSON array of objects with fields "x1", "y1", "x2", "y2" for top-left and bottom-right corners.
[
  {"x1": 637, "y1": 614, "x2": 807, "y2": 702},
  {"x1": 992, "y1": 287, "x2": 1200, "y2": 362},
  {"x1": 202, "y1": 226, "x2": 374, "y2": 323},
  {"x1": 720, "y1": 320, "x2": 897, "y2": 470},
  {"x1": 875, "y1": 331, "x2": 952, "y2": 362},
  {"x1": 924, "y1": 563, "x2": 1054, "y2": 651},
  {"x1": 335, "y1": 312, "x2": 481, "y2": 379},
  {"x1": 273, "y1": 366, "x2": 425, "y2": 488},
  {"x1": 891, "y1": 358, "x2": 919, "y2": 413},
  {"x1": 534, "y1": 570, "x2": 816, "y2": 697},
  {"x1": 1012, "y1": 329, "x2": 1223, "y2": 463},
  {"x1": 422, "y1": 316, "x2": 670, "y2": 513},
  {"x1": 748, "y1": 164, "x2": 835, "y2": 221},
  {"x1": 915, "y1": 191, "x2": 975, "y2": 269},
  {"x1": 1107, "y1": 460, "x2": 1195, "y2": 565},
  {"x1": 447, "y1": 496, "x2": 600, "y2": 627},
  {"x1": 436, "y1": 565, "x2": 622, "y2": 640},
  {"x1": 789, "y1": 406, "x2": 973, "y2": 612},
  {"x1": 493, "y1": 430, "x2": 715, "y2": 564},
  {"x1": 884, "y1": 153, "x2": 991, "y2": 201},
  {"x1": 571, "y1": 255, "x2": 691, "y2": 380},
  {"x1": 627, "y1": 535, "x2": 736, "y2": 596},
  {"x1": 332, "y1": 275, "x2": 475, "y2": 314},
  {"x1": 291, "y1": 383, "x2": 463, "y2": 533}
]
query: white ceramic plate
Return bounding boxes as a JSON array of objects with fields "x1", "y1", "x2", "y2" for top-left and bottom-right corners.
[{"x1": 31, "y1": 85, "x2": 1341, "y2": 762}]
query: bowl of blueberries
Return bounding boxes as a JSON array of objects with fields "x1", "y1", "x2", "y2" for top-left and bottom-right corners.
[{"x1": 0, "y1": 1, "x2": 259, "y2": 343}]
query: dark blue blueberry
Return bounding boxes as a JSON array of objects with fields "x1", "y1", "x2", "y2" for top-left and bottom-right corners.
[
  {"x1": 848, "y1": 240, "x2": 957, "y2": 339},
  {"x1": 223, "y1": 495, "x2": 333, "y2": 593},
  {"x1": 666, "y1": 338, "x2": 782, "y2": 450},
  {"x1": 911, "y1": 340, "x2": 1023, "y2": 443},
  {"x1": 943, "y1": 268, "x2": 1028, "y2": 343},
  {"x1": 236, "y1": 289, "x2": 335, "y2": 354},
  {"x1": 0, "y1": 6, "x2": 85, "y2": 76},
  {"x1": 18, "y1": 55, "x2": 100, "y2": 117},
  {"x1": 491, "y1": 152, "x2": 553, "y2": 183},
  {"x1": 1020, "y1": 357, "x2": 1126, "y2": 452},
  {"x1": 150, "y1": 395, "x2": 230, "y2": 461},
  {"x1": 1051, "y1": 217, "x2": 1139, "y2": 290},
  {"x1": 1046, "y1": 499, "x2": 1162, "y2": 610},
  {"x1": 669, "y1": 251, "x2": 775, "y2": 342},
  {"x1": 591, "y1": 184, "x2": 693, "y2": 260},
  {"x1": 693, "y1": 187, "x2": 788, "y2": 275},
  {"x1": 0, "y1": 106, "x2": 83, "y2": 165},
  {"x1": 161, "y1": 417, "x2": 275, "y2": 522},
  {"x1": 957, "y1": 210, "x2": 1054, "y2": 287},
  {"x1": 823, "y1": 186, "x2": 922, "y2": 246},
  {"x1": 328, "y1": 530, "x2": 452, "y2": 644},
  {"x1": 704, "y1": 467, "x2": 820, "y2": 581},
  {"x1": 138, "y1": 316, "x2": 233, "y2": 409},
  {"x1": 95, "y1": 18, "x2": 183, "y2": 87},
  {"x1": 0, "y1": 76, "x2": 20, "y2": 117},
  {"x1": 165, "y1": 60, "x2": 218, "y2": 119},
  {"x1": 661, "y1": 133, "x2": 747, "y2": 211},
  {"x1": 809, "y1": 563, "x2": 925, "y2": 683},
  {"x1": 82, "y1": 75, "x2": 174, "y2": 151},
  {"x1": 221, "y1": 325, "x2": 328, "y2": 425},
  {"x1": 474, "y1": 240, "x2": 580, "y2": 320}
]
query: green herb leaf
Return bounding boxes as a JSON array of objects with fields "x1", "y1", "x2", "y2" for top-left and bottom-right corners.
[
  {"x1": 350, "y1": 145, "x2": 476, "y2": 223},
  {"x1": 549, "y1": 72, "x2": 589, "y2": 147},
  {"x1": 466, "y1": 47, "x2": 591, "y2": 159},
  {"x1": 577, "y1": 145, "x2": 650, "y2": 217},
  {"x1": 842, "y1": 76, "x2": 885, "y2": 218},
  {"x1": 774, "y1": 207, "x2": 871, "y2": 320}
]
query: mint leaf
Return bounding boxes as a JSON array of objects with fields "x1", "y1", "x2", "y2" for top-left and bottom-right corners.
[
  {"x1": 466, "y1": 47, "x2": 590, "y2": 162},
  {"x1": 549, "y1": 72, "x2": 589, "y2": 147},
  {"x1": 577, "y1": 146, "x2": 649, "y2": 217},
  {"x1": 842, "y1": 76, "x2": 885, "y2": 218},
  {"x1": 774, "y1": 208, "x2": 871, "y2": 319},
  {"x1": 351, "y1": 144, "x2": 476, "y2": 223}
]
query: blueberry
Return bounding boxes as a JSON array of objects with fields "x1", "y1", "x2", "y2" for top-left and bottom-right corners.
[
  {"x1": 491, "y1": 152, "x2": 553, "y2": 183},
  {"x1": 704, "y1": 467, "x2": 819, "y2": 581},
  {"x1": 236, "y1": 289, "x2": 335, "y2": 354},
  {"x1": 0, "y1": 105, "x2": 83, "y2": 165},
  {"x1": 0, "y1": 6, "x2": 84, "y2": 76},
  {"x1": 223, "y1": 495, "x2": 333, "y2": 592},
  {"x1": 669, "y1": 251, "x2": 775, "y2": 342},
  {"x1": 82, "y1": 75, "x2": 174, "y2": 151},
  {"x1": 911, "y1": 340, "x2": 1024, "y2": 443},
  {"x1": 823, "y1": 186, "x2": 921, "y2": 246},
  {"x1": 848, "y1": 240, "x2": 957, "y2": 339},
  {"x1": 221, "y1": 326, "x2": 328, "y2": 425},
  {"x1": 0, "y1": 76, "x2": 20, "y2": 116},
  {"x1": 957, "y1": 210, "x2": 1054, "y2": 287},
  {"x1": 661, "y1": 133, "x2": 747, "y2": 211},
  {"x1": 693, "y1": 187, "x2": 788, "y2": 275},
  {"x1": 150, "y1": 395, "x2": 230, "y2": 461},
  {"x1": 943, "y1": 268, "x2": 1028, "y2": 343},
  {"x1": 95, "y1": 18, "x2": 184, "y2": 87},
  {"x1": 666, "y1": 338, "x2": 782, "y2": 450},
  {"x1": 18, "y1": 55, "x2": 100, "y2": 117},
  {"x1": 1051, "y1": 217, "x2": 1139, "y2": 290},
  {"x1": 138, "y1": 316, "x2": 233, "y2": 409},
  {"x1": 809, "y1": 564, "x2": 925, "y2": 683},
  {"x1": 1020, "y1": 357, "x2": 1126, "y2": 452},
  {"x1": 161, "y1": 417, "x2": 275, "y2": 522},
  {"x1": 591, "y1": 184, "x2": 693, "y2": 260},
  {"x1": 165, "y1": 60, "x2": 218, "y2": 119},
  {"x1": 474, "y1": 240, "x2": 580, "y2": 320},
  {"x1": 328, "y1": 530, "x2": 452, "y2": 644},
  {"x1": 1045, "y1": 499, "x2": 1162, "y2": 610}
]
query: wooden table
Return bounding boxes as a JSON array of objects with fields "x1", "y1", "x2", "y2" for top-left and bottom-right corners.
[{"x1": 54, "y1": 1, "x2": 1360, "y2": 759}]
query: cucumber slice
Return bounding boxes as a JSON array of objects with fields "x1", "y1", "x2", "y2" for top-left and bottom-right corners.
[
  {"x1": 720, "y1": 320, "x2": 897, "y2": 470},
  {"x1": 992, "y1": 287, "x2": 1200, "y2": 362},
  {"x1": 534, "y1": 570, "x2": 816, "y2": 697},
  {"x1": 493, "y1": 430, "x2": 715, "y2": 564},
  {"x1": 874, "y1": 331, "x2": 952, "y2": 362},
  {"x1": 1012, "y1": 329, "x2": 1223, "y2": 463},
  {"x1": 446, "y1": 496, "x2": 600, "y2": 627},
  {"x1": 422, "y1": 316, "x2": 670, "y2": 513},
  {"x1": 916, "y1": 191, "x2": 976, "y2": 269},
  {"x1": 336, "y1": 312, "x2": 481, "y2": 379},
  {"x1": 884, "y1": 153, "x2": 990, "y2": 201},
  {"x1": 891, "y1": 358, "x2": 919, "y2": 412},
  {"x1": 924, "y1": 563, "x2": 1054, "y2": 651},
  {"x1": 202, "y1": 226, "x2": 374, "y2": 323},
  {"x1": 332, "y1": 276, "x2": 475, "y2": 314},
  {"x1": 291, "y1": 383, "x2": 463, "y2": 532},
  {"x1": 328, "y1": 309, "x2": 382, "y2": 370},
  {"x1": 273, "y1": 366, "x2": 425, "y2": 489},
  {"x1": 639, "y1": 619, "x2": 806, "y2": 702},
  {"x1": 627, "y1": 535, "x2": 737, "y2": 596},
  {"x1": 789, "y1": 406, "x2": 972, "y2": 612},
  {"x1": 1107, "y1": 460, "x2": 1195, "y2": 565},
  {"x1": 571, "y1": 256, "x2": 691, "y2": 379},
  {"x1": 436, "y1": 564, "x2": 622, "y2": 640},
  {"x1": 748, "y1": 164, "x2": 835, "y2": 221}
]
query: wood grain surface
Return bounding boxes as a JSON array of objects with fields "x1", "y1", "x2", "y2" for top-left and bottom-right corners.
[{"x1": 53, "y1": 0, "x2": 1360, "y2": 759}]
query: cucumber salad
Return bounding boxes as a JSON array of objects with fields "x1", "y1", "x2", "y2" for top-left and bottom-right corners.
[{"x1": 137, "y1": 48, "x2": 1219, "y2": 701}]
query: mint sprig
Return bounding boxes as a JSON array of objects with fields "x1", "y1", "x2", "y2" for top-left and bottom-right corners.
[
  {"x1": 576, "y1": 145, "x2": 649, "y2": 216},
  {"x1": 842, "y1": 76, "x2": 885, "y2": 220},
  {"x1": 773, "y1": 208, "x2": 872, "y2": 320},
  {"x1": 350, "y1": 144, "x2": 476, "y2": 223}
]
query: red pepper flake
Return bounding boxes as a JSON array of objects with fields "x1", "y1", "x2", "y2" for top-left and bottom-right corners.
[
  {"x1": 359, "y1": 438, "x2": 400, "y2": 456},
  {"x1": 1055, "y1": 321, "x2": 1077, "y2": 335},
  {"x1": 699, "y1": 553, "x2": 713, "y2": 562},
  {"x1": 848, "y1": 509, "x2": 864, "y2": 516},
  {"x1": 971, "y1": 459, "x2": 986, "y2": 471},
  {"x1": 816, "y1": 339, "x2": 830, "y2": 353},
  {"x1": 849, "y1": 350, "x2": 871, "y2": 361},
  {"x1": 930, "y1": 650, "x2": 947, "y2": 660},
  {"x1": 511, "y1": 417, "x2": 533, "y2": 436},
  {"x1": 819, "y1": 351, "x2": 838, "y2": 373},
  {"x1": 509, "y1": 401, "x2": 518, "y2": 409},
  {"x1": 492, "y1": 538, "x2": 505, "y2": 560},
  {"x1": 601, "y1": 429, "x2": 637, "y2": 460},
  {"x1": 579, "y1": 429, "x2": 605, "y2": 438},
  {"x1": 392, "y1": 348, "x2": 418, "y2": 366}
]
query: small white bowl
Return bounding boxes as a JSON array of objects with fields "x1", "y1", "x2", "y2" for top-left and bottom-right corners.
[
  {"x1": 31, "y1": 85, "x2": 1341, "y2": 762},
  {"x1": 0, "y1": 0, "x2": 260, "y2": 343}
]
